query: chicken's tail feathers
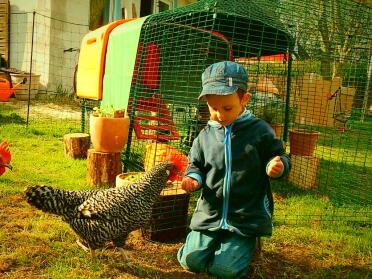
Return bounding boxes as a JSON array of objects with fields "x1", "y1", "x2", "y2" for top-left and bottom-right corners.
[
  {"x1": 25, "y1": 185, "x2": 70, "y2": 216},
  {"x1": 166, "y1": 153, "x2": 189, "y2": 182}
]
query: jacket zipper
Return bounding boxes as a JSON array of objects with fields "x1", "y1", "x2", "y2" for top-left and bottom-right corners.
[{"x1": 220, "y1": 124, "x2": 232, "y2": 230}]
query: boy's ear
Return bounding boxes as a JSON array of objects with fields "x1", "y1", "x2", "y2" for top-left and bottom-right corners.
[{"x1": 241, "y1": 93, "x2": 251, "y2": 106}]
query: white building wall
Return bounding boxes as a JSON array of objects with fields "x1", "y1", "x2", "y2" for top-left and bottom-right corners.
[
  {"x1": 8, "y1": 0, "x2": 197, "y2": 96},
  {"x1": 9, "y1": 0, "x2": 89, "y2": 96},
  {"x1": 9, "y1": 0, "x2": 51, "y2": 82}
]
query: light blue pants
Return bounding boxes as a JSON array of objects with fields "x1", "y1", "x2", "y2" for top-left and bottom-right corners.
[{"x1": 177, "y1": 230, "x2": 257, "y2": 279}]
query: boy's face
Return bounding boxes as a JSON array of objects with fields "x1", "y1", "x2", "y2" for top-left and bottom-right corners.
[{"x1": 206, "y1": 92, "x2": 251, "y2": 126}]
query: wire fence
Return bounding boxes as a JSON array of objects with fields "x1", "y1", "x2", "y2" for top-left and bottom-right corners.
[
  {"x1": 0, "y1": 1, "x2": 371, "y2": 227},
  {"x1": 1, "y1": 11, "x2": 87, "y2": 133}
]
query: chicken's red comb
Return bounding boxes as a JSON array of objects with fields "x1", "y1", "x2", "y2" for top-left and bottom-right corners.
[
  {"x1": 166, "y1": 152, "x2": 189, "y2": 182},
  {"x1": 0, "y1": 141, "x2": 11, "y2": 164}
]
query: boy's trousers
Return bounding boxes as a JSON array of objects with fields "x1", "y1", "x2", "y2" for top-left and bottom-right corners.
[{"x1": 177, "y1": 229, "x2": 257, "y2": 279}]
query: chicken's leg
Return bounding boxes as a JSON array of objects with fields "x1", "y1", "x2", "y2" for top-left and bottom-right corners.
[
  {"x1": 76, "y1": 239, "x2": 96, "y2": 257},
  {"x1": 113, "y1": 235, "x2": 130, "y2": 263},
  {"x1": 117, "y1": 247, "x2": 129, "y2": 262}
]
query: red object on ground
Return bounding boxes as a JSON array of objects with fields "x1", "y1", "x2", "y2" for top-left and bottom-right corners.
[
  {"x1": 0, "y1": 141, "x2": 12, "y2": 176},
  {"x1": 0, "y1": 77, "x2": 25, "y2": 102}
]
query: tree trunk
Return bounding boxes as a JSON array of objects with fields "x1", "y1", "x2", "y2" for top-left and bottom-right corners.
[
  {"x1": 320, "y1": 52, "x2": 333, "y2": 81},
  {"x1": 87, "y1": 149, "x2": 122, "y2": 187},
  {"x1": 63, "y1": 133, "x2": 90, "y2": 159}
]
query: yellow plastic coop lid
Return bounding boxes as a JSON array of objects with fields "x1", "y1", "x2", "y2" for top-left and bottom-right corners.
[{"x1": 76, "y1": 18, "x2": 134, "y2": 100}]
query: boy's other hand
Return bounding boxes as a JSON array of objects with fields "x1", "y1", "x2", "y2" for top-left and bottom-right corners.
[
  {"x1": 267, "y1": 156, "x2": 284, "y2": 178},
  {"x1": 181, "y1": 177, "x2": 199, "y2": 192}
]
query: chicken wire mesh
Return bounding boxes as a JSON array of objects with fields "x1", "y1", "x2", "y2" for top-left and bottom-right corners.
[
  {"x1": 262, "y1": 0, "x2": 371, "y2": 225},
  {"x1": 124, "y1": 3, "x2": 289, "y2": 166},
  {"x1": 0, "y1": 11, "x2": 88, "y2": 133},
  {"x1": 114, "y1": 0, "x2": 371, "y2": 228}
]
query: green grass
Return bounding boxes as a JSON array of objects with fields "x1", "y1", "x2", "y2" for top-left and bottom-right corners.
[
  {"x1": 0, "y1": 103, "x2": 371, "y2": 278},
  {"x1": 0, "y1": 125, "x2": 86, "y2": 191}
]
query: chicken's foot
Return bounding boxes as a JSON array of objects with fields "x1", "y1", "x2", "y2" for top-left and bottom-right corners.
[
  {"x1": 76, "y1": 239, "x2": 89, "y2": 252},
  {"x1": 76, "y1": 239, "x2": 97, "y2": 257},
  {"x1": 118, "y1": 247, "x2": 130, "y2": 263}
]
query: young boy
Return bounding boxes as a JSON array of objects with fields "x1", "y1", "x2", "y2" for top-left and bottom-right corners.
[{"x1": 177, "y1": 61, "x2": 291, "y2": 278}]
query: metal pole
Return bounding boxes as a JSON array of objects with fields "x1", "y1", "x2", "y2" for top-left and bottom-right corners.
[
  {"x1": 361, "y1": 46, "x2": 371, "y2": 122},
  {"x1": 283, "y1": 45, "x2": 294, "y2": 143},
  {"x1": 26, "y1": 11, "x2": 36, "y2": 127},
  {"x1": 172, "y1": 0, "x2": 177, "y2": 11},
  {"x1": 81, "y1": 99, "x2": 86, "y2": 133}
]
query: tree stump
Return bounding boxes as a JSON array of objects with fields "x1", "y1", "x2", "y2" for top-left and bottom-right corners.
[
  {"x1": 87, "y1": 149, "x2": 122, "y2": 187},
  {"x1": 288, "y1": 155, "x2": 320, "y2": 189},
  {"x1": 63, "y1": 133, "x2": 90, "y2": 159}
]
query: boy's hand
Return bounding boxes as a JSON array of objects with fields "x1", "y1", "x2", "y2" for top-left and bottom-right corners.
[
  {"x1": 267, "y1": 156, "x2": 284, "y2": 178},
  {"x1": 181, "y1": 177, "x2": 199, "y2": 192}
]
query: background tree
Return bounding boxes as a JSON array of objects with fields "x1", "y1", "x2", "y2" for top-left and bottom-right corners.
[{"x1": 262, "y1": 0, "x2": 371, "y2": 80}]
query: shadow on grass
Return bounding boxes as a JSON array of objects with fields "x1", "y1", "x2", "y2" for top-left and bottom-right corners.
[
  {"x1": 271, "y1": 178, "x2": 316, "y2": 198},
  {"x1": 271, "y1": 156, "x2": 371, "y2": 226},
  {"x1": 0, "y1": 112, "x2": 26, "y2": 125},
  {"x1": 298, "y1": 120, "x2": 371, "y2": 151},
  {"x1": 109, "y1": 263, "x2": 211, "y2": 279},
  {"x1": 100, "y1": 243, "x2": 371, "y2": 279},
  {"x1": 247, "y1": 249, "x2": 371, "y2": 279},
  {"x1": 97, "y1": 238, "x2": 213, "y2": 279},
  {"x1": 272, "y1": 157, "x2": 371, "y2": 207}
]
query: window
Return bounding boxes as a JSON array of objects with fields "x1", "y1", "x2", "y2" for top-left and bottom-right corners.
[
  {"x1": 158, "y1": 1, "x2": 170, "y2": 12},
  {"x1": 140, "y1": 0, "x2": 153, "y2": 17},
  {"x1": 140, "y1": 0, "x2": 172, "y2": 16}
]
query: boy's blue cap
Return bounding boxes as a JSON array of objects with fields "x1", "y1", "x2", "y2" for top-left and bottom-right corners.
[{"x1": 199, "y1": 61, "x2": 248, "y2": 99}]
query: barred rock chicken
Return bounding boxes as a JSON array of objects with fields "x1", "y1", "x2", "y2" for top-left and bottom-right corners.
[
  {"x1": 25, "y1": 154, "x2": 188, "y2": 258},
  {"x1": 0, "y1": 140, "x2": 12, "y2": 176}
]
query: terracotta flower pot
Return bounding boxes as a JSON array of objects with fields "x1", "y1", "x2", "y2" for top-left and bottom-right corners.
[
  {"x1": 89, "y1": 116, "x2": 129, "y2": 153},
  {"x1": 289, "y1": 128, "x2": 320, "y2": 156},
  {"x1": 271, "y1": 123, "x2": 284, "y2": 138}
]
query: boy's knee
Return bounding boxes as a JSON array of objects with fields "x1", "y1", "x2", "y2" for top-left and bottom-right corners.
[{"x1": 177, "y1": 245, "x2": 206, "y2": 273}]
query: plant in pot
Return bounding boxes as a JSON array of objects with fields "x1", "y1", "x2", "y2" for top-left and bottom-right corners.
[
  {"x1": 255, "y1": 102, "x2": 285, "y2": 138},
  {"x1": 90, "y1": 105, "x2": 129, "y2": 153}
]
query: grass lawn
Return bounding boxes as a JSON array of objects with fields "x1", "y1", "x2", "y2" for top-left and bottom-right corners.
[{"x1": 0, "y1": 104, "x2": 371, "y2": 278}]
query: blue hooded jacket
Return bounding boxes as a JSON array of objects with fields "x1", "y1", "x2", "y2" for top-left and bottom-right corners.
[{"x1": 186, "y1": 112, "x2": 291, "y2": 237}]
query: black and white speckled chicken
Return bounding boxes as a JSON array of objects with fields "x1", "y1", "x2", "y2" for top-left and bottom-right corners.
[{"x1": 25, "y1": 154, "x2": 188, "y2": 258}]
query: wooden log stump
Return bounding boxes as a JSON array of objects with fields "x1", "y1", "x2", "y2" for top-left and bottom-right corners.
[
  {"x1": 87, "y1": 149, "x2": 122, "y2": 187},
  {"x1": 288, "y1": 155, "x2": 320, "y2": 189},
  {"x1": 63, "y1": 133, "x2": 90, "y2": 159}
]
